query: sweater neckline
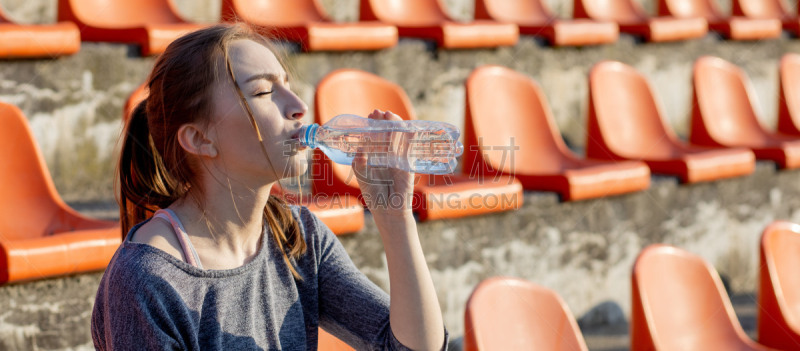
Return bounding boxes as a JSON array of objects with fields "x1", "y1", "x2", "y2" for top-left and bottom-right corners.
[{"x1": 123, "y1": 218, "x2": 273, "y2": 278}]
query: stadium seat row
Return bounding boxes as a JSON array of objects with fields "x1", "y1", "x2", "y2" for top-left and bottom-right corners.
[
  {"x1": 463, "y1": 221, "x2": 800, "y2": 351},
  {"x1": 3, "y1": 53, "x2": 800, "y2": 284},
  {"x1": 1, "y1": 0, "x2": 799, "y2": 58}
]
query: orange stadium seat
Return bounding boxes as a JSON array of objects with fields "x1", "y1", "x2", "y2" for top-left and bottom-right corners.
[
  {"x1": 464, "y1": 276, "x2": 589, "y2": 351},
  {"x1": 220, "y1": 0, "x2": 397, "y2": 51},
  {"x1": 690, "y1": 56, "x2": 800, "y2": 169},
  {"x1": 465, "y1": 65, "x2": 650, "y2": 201},
  {"x1": 631, "y1": 245, "x2": 775, "y2": 351},
  {"x1": 778, "y1": 54, "x2": 800, "y2": 136},
  {"x1": 359, "y1": 0, "x2": 518, "y2": 49},
  {"x1": 0, "y1": 102, "x2": 120, "y2": 285},
  {"x1": 733, "y1": 0, "x2": 800, "y2": 35},
  {"x1": 474, "y1": 0, "x2": 618, "y2": 46},
  {"x1": 123, "y1": 84, "x2": 363, "y2": 235},
  {"x1": 318, "y1": 328, "x2": 355, "y2": 351},
  {"x1": 587, "y1": 61, "x2": 755, "y2": 183},
  {"x1": 270, "y1": 187, "x2": 364, "y2": 236},
  {"x1": 314, "y1": 69, "x2": 523, "y2": 221},
  {"x1": 658, "y1": 0, "x2": 781, "y2": 40},
  {"x1": 0, "y1": 4, "x2": 80, "y2": 58},
  {"x1": 574, "y1": 0, "x2": 708, "y2": 42},
  {"x1": 57, "y1": 0, "x2": 207, "y2": 56},
  {"x1": 758, "y1": 221, "x2": 800, "y2": 350},
  {"x1": 123, "y1": 83, "x2": 148, "y2": 120}
]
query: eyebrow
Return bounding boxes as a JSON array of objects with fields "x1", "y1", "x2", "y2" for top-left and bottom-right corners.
[{"x1": 244, "y1": 73, "x2": 288, "y2": 84}]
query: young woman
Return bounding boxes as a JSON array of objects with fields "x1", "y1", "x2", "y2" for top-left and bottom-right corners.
[{"x1": 91, "y1": 23, "x2": 447, "y2": 350}]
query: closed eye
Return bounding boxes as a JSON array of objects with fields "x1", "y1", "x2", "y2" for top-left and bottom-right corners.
[{"x1": 254, "y1": 91, "x2": 273, "y2": 97}]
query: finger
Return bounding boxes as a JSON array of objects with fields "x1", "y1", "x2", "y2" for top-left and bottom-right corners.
[
  {"x1": 368, "y1": 109, "x2": 384, "y2": 119},
  {"x1": 384, "y1": 110, "x2": 402, "y2": 121}
]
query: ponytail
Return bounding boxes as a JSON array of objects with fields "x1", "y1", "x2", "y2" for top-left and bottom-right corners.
[{"x1": 117, "y1": 99, "x2": 181, "y2": 237}]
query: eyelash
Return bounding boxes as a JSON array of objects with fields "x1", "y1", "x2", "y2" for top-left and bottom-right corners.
[{"x1": 254, "y1": 91, "x2": 273, "y2": 97}]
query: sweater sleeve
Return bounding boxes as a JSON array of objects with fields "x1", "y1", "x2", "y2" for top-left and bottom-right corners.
[
  {"x1": 300, "y1": 207, "x2": 448, "y2": 351},
  {"x1": 91, "y1": 249, "x2": 195, "y2": 351}
]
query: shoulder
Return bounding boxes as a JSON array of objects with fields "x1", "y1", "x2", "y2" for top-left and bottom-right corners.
[
  {"x1": 287, "y1": 204, "x2": 336, "y2": 244},
  {"x1": 129, "y1": 217, "x2": 185, "y2": 262}
]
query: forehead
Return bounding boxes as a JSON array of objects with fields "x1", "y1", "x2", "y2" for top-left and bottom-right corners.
[{"x1": 227, "y1": 39, "x2": 284, "y2": 79}]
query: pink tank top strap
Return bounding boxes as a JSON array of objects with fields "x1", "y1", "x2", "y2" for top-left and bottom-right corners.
[{"x1": 152, "y1": 209, "x2": 203, "y2": 269}]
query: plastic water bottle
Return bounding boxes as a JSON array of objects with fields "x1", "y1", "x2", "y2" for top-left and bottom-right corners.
[{"x1": 300, "y1": 114, "x2": 464, "y2": 174}]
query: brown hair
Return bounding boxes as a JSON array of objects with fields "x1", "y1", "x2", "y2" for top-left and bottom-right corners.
[{"x1": 118, "y1": 23, "x2": 306, "y2": 277}]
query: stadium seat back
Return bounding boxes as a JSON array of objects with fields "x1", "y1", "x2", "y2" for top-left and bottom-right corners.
[
  {"x1": 760, "y1": 222, "x2": 800, "y2": 341},
  {"x1": 221, "y1": 0, "x2": 327, "y2": 26},
  {"x1": 692, "y1": 56, "x2": 768, "y2": 145},
  {"x1": 475, "y1": 0, "x2": 554, "y2": 23},
  {"x1": 59, "y1": 0, "x2": 183, "y2": 27},
  {"x1": 318, "y1": 328, "x2": 355, "y2": 350},
  {"x1": 779, "y1": 54, "x2": 800, "y2": 135},
  {"x1": 464, "y1": 277, "x2": 588, "y2": 351},
  {"x1": 733, "y1": 0, "x2": 792, "y2": 19},
  {"x1": 466, "y1": 65, "x2": 570, "y2": 174},
  {"x1": 659, "y1": 0, "x2": 723, "y2": 20},
  {"x1": 588, "y1": 61, "x2": 677, "y2": 159},
  {"x1": 360, "y1": 0, "x2": 451, "y2": 25},
  {"x1": 632, "y1": 245, "x2": 757, "y2": 350},
  {"x1": 574, "y1": 0, "x2": 647, "y2": 23},
  {"x1": 314, "y1": 69, "x2": 415, "y2": 189},
  {"x1": 0, "y1": 103, "x2": 64, "y2": 240}
]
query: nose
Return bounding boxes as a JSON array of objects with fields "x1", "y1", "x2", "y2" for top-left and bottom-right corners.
[{"x1": 284, "y1": 90, "x2": 308, "y2": 120}]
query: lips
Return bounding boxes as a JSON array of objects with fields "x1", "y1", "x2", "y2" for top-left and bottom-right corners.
[{"x1": 290, "y1": 128, "x2": 308, "y2": 150}]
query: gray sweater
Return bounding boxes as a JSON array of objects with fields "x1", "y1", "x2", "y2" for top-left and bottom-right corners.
[{"x1": 91, "y1": 205, "x2": 447, "y2": 350}]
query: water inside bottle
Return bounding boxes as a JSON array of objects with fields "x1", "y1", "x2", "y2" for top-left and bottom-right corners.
[{"x1": 315, "y1": 127, "x2": 462, "y2": 174}]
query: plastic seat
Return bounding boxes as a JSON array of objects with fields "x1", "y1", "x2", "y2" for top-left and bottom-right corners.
[
  {"x1": 474, "y1": 0, "x2": 618, "y2": 46},
  {"x1": 587, "y1": 61, "x2": 755, "y2": 183},
  {"x1": 690, "y1": 56, "x2": 800, "y2": 169},
  {"x1": 122, "y1": 84, "x2": 363, "y2": 234},
  {"x1": 778, "y1": 54, "x2": 800, "y2": 136},
  {"x1": 314, "y1": 69, "x2": 523, "y2": 221},
  {"x1": 123, "y1": 83, "x2": 148, "y2": 121},
  {"x1": 632, "y1": 244, "x2": 775, "y2": 350},
  {"x1": 319, "y1": 328, "x2": 354, "y2": 350},
  {"x1": 270, "y1": 188, "x2": 364, "y2": 236},
  {"x1": 359, "y1": 0, "x2": 518, "y2": 49},
  {"x1": 733, "y1": 0, "x2": 800, "y2": 35},
  {"x1": 758, "y1": 221, "x2": 800, "y2": 349},
  {"x1": 0, "y1": 102, "x2": 120, "y2": 285},
  {"x1": 0, "y1": 4, "x2": 80, "y2": 58},
  {"x1": 465, "y1": 65, "x2": 650, "y2": 201},
  {"x1": 220, "y1": 0, "x2": 397, "y2": 51},
  {"x1": 57, "y1": 0, "x2": 207, "y2": 56},
  {"x1": 464, "y1": 276, "x2": 589, "y2": 351},
  {"x1": 574, "y1": 0, "x2": 708, "y2": 42},
  {"x1": 658, "y1": 0, "x2": 781, "y2": 40}
]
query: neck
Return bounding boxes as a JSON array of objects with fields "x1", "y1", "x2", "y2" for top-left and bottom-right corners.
[{"x1": 171, "y1": 177, "x2": 274, "y2": 254}]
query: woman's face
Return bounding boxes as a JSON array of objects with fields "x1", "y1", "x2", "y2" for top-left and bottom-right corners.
[{"x1": 206, "y1": 39, "x2": 309, "y2": 184}]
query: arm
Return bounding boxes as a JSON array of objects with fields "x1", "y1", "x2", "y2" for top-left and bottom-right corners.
[
  {"x1": 91, "y1": 251, "x2": 188, "y2": 351},
  {"x1": 352, "y1": 110, "x2": 446, "y2": 350}
]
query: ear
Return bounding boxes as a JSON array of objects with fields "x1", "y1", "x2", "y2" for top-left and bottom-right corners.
[{"x1": 177, "y1": 124, "x2": 218, "y2": 158}]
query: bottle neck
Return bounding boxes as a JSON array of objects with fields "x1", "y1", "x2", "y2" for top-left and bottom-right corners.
[{"x1": 302, "y1": 123, "x2": 319, "y2": 149}]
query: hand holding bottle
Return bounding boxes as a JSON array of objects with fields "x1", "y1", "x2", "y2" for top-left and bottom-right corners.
[{"x1": 352, "y1": 110, "x2": 415, "y2": 217}]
